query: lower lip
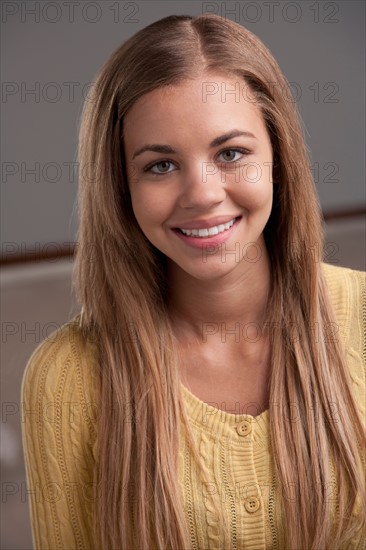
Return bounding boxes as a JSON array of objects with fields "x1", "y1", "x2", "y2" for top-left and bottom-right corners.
[{"x1": 172, "y1": 217, "x2": 241, "y2": 249}]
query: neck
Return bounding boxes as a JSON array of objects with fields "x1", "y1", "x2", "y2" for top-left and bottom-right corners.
[{"x1": 167, "y1": 239, "x2": 272, "y2": 345}]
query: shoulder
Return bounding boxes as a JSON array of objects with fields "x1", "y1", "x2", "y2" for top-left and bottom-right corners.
[
  {"x1": 322, "y1": 261, "x2": 365, "y2": 307},
  {"x1": 20, "y1": 313, "x2": 100, "y2": 456},
  {"x1": 321, "y1": 262, "x2": 365, "y2": 348},
  {"x1": 321, "y1": 262, "x2": 365, "y2": 422},
  {"x1": 21, "y1": 312, "x2": 100, "y2": 396},
  {"x1": 20, "y1": 314, "x2": 100, "y2": 547}
]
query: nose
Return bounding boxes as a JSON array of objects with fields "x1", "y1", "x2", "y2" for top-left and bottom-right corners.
[{"x1": 178, "y1": 162, "x2": 226, "y2": 210}]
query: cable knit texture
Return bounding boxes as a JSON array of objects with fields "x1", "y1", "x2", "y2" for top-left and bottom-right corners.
[{"x1": 21, "y1": 263, "x2": 366, "y2": 549}]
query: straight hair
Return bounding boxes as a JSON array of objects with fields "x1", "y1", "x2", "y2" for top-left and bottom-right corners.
[{"x1": 73, "y1": 14, "x2": 366, "y2": 549}]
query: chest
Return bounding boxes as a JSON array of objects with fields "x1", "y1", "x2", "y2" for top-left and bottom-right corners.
[{"x1": 178, "y1": 346, "x2": 270, "y2": 417}]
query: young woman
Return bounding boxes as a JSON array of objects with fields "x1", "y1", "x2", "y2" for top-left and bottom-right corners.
[{"x1": 21, "y1": 13, "x2": 365, "y2": 550}]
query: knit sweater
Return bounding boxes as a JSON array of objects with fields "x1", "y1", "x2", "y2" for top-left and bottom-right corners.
[{"x1": 21, "y1": 262, "x2": 366, "y2": 550}]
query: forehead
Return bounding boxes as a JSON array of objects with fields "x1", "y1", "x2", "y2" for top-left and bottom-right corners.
[{"x1": 123, "y1": 73, "x2": 267, "y2": 149}]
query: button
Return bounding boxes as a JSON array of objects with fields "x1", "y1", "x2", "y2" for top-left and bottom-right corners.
[
  {"x1": 244, "y1": 497, "x2": 260, "y2": 513},
  {"x1": 236, "y1": 420, "x2": 252, "y2": 437}
]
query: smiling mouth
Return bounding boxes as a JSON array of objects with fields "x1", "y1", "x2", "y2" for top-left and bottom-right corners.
[{"x1": 175, "y1": 217, "x2": 240, "y2": 238}]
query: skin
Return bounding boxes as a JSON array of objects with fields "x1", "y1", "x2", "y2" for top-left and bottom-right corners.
[{"x1": 123, "y1": 73, "x2": 274, "y2": 414}]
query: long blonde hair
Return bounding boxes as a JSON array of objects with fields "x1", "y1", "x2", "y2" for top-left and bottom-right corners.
[{"x1": 73, "y1": 14, "x2": 366, "y2": 549}]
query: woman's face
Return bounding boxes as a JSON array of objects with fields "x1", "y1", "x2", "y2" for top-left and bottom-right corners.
[{"x1": 123, "y1": 73, "x2": 274, "y2": 281}]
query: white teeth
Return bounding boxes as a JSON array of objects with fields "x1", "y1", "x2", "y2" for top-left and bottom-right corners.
[{"x1": 179, "y1": 218, "x2": 236, "y2": 237}]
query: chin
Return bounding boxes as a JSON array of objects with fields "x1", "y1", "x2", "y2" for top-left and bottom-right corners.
[{"x1": 178, "y1": 259, "x2": 242, "y2": 281}]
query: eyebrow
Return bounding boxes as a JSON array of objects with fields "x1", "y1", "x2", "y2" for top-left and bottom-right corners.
[{"x1": 132, "y1": 129, "x2": 256, "y2": 159}]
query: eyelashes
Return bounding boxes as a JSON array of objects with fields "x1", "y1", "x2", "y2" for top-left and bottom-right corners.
[{"x1": 143, "y1": 147, "x2": 252, "y2": 176}]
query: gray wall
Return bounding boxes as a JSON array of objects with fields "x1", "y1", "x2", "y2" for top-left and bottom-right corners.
[{"x1": 1, "y1": 0, "x2": 365, "y2": 255}]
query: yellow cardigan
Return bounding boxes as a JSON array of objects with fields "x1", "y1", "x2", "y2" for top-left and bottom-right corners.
[{"x1": 21, "y1": 262, "x2": 366, "y2": 549}]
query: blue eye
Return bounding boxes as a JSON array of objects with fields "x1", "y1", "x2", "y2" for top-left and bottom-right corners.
[
  {"x1": 145, "y1": 160, "x2": 175, "y2": 174},
  {"x1": 218, "y1": 148, "x2": 248, "y2": 163},
  {"x1": 143, "y1": 147, "x2": 250, "y2": 176}
]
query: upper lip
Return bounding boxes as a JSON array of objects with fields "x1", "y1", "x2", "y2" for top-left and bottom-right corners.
[{"x1": 172, "y1": 215, "x2": 241, "y2": 230}]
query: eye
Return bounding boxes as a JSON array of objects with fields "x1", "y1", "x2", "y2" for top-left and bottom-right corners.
[
  {"x1": 142, "y1": 147, "x2": 251, "y2": 176},
  {"x1": 144, "y1": 160, "x2": 176, "y2": 175},
  {"x1": 217, "y1": 148, "x2": 250, "y2": 163}
]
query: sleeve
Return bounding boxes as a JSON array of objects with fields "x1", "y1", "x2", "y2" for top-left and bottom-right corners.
[
  {"x1": 20, "y1": 319, "x2": 99, "y2": 550},
  {"x1": 347, "y1": 268, "x2": 366, "y2": 426},
  {"x1": 322, "y1": 263, "x2": 366, "y2": 427}
]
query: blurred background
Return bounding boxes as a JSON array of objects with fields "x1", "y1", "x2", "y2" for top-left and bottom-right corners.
[{"x1": 1, "y1": 1, "x2": 365, "y2": 548}]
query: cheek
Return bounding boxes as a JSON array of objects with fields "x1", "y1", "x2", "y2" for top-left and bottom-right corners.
[
  {"x1": 129, "y1": 185, "x2": 174, "y2": 229},
  {"x1": 232, "y1": 162, "x2": 273, "y2": 210}
]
